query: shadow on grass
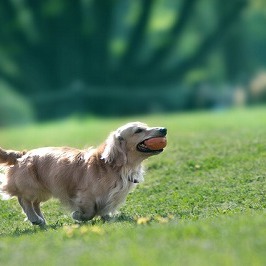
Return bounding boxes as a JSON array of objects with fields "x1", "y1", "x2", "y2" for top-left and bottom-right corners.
[{"x1": 1, "y1": 213, "x2": 135, "y2": 238}]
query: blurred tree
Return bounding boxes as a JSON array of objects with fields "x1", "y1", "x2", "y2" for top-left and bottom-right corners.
[
  {"x1": 218, "y1": 1, "x2": 248, "y2": 85},
  {"x1": 0, "y1": 0, "x2": 248, "y2": 119}
]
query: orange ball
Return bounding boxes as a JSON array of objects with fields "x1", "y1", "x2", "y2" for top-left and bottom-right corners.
[{"x1": 144, "y1": 137, "x2": 167, "y2": 150}]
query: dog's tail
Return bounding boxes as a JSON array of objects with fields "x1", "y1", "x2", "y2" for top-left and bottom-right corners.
[
  {"x1": 0, "y1": 147, "x2": 25, "y2": 166},
  {"x1": 0, "y1": 147, "x2": 26, "y2": 200}
]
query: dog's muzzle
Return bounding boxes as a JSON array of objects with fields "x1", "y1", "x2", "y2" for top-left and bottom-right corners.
[{"x1": 137, "y1": 128, "x2": 167, "y2": 153}]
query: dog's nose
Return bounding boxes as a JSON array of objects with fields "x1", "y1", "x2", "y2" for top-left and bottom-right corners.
[{"x1": 159, "y1": 127, "x2": 167, "y2": 136}]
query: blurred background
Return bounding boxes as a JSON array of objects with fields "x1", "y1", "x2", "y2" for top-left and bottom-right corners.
[{"x1": 0, "y1": 0, "x2": 266, "y2": 126}]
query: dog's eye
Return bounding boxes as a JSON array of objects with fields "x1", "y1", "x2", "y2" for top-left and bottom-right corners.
[{"x1": 135, "y1": 128, "x2": 144, "y2": 134}]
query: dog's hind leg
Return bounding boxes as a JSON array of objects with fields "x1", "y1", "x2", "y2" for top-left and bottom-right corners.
[
  {"x1": 33, "y1": 201, "x2": 46, "y2": 224},
  {"x1": 18, "y1": 197, "x2": 45, "y2": 226}
]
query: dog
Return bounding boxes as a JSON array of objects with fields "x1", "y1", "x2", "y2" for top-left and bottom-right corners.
[{"x1": 0, "y1": 122, "x2": 167, "y2": 226}]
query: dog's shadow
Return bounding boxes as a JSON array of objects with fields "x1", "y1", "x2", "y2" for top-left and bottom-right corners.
[
  {"x1": 2, "y1": 214, "x2": 135, "y2": 238},
  {"x1": 103, "y1": 213, "x2": 135, "y2": 223}
]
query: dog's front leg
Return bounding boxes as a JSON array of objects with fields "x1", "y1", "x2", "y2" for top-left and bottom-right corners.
[
  {"x1": 18, "y1": 197, "x2": 46, "y2": 226},
  {"x1": 72, "y1": 203, "x2": 96, "y2": 222}
]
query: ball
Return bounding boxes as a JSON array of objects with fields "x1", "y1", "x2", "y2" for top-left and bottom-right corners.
[{"x1": 144, "y1": 137, "x2": 167, "y2": 150}]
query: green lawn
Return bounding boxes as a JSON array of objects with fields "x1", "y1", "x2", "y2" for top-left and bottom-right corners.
[{"x1": 0, "y1": 107, "x2": 265, "y2": 266}]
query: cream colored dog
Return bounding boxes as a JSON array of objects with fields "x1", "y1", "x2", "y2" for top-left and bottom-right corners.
[{"x1": 0, "y1": 122, "x2": 167, "y2": 226}]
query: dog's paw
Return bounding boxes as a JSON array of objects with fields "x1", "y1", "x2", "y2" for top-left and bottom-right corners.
[
  {"x1": 72, "y1": 211, "x2": 84, "y2": 221},
  {"x1": 72, "y1": 211, "x2": 94, "y2": 222},
  {"x1": 31, "y1": 217, "x2": 46, "y2": 227}
]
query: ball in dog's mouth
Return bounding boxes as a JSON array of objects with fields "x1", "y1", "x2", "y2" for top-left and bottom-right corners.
[{"x1": 137, "y1": 137, "x2": 167, "y2": 153}]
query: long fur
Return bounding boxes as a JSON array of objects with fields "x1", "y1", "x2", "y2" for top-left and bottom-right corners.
[{"x1": 0, "y1": 122, "x2": 166, "y2": 226}]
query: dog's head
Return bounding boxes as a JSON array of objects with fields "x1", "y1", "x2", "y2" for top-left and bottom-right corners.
[{"x1": 101, "y1": 122, "x2": 167, "y2": 167}]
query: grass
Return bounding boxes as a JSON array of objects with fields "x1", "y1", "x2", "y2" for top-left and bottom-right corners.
[{"x1": 0, "y1": 107, "x2": 265, "y2": 265}]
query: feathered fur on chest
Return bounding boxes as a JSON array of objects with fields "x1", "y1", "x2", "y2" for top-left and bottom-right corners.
[{"x1": 96, "y1": 165, "x2": 145, "y2": 216}]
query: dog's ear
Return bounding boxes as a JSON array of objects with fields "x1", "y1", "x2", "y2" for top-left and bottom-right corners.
[{"x1": 101, "y1": 131, "x2": 127, "y2": 167}]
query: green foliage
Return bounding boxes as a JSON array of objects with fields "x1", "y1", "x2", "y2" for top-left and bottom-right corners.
[
  {"x1": 0, "y1": 107, "x2": 266, "y2": 265},
  {"x1": 2, "y1": 0, "x2": 262, "y2": 120}
]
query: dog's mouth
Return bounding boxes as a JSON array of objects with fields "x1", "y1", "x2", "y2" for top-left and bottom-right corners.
[{"x1": 137, "y1": 137, "x2": 167, "y2": 153}]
